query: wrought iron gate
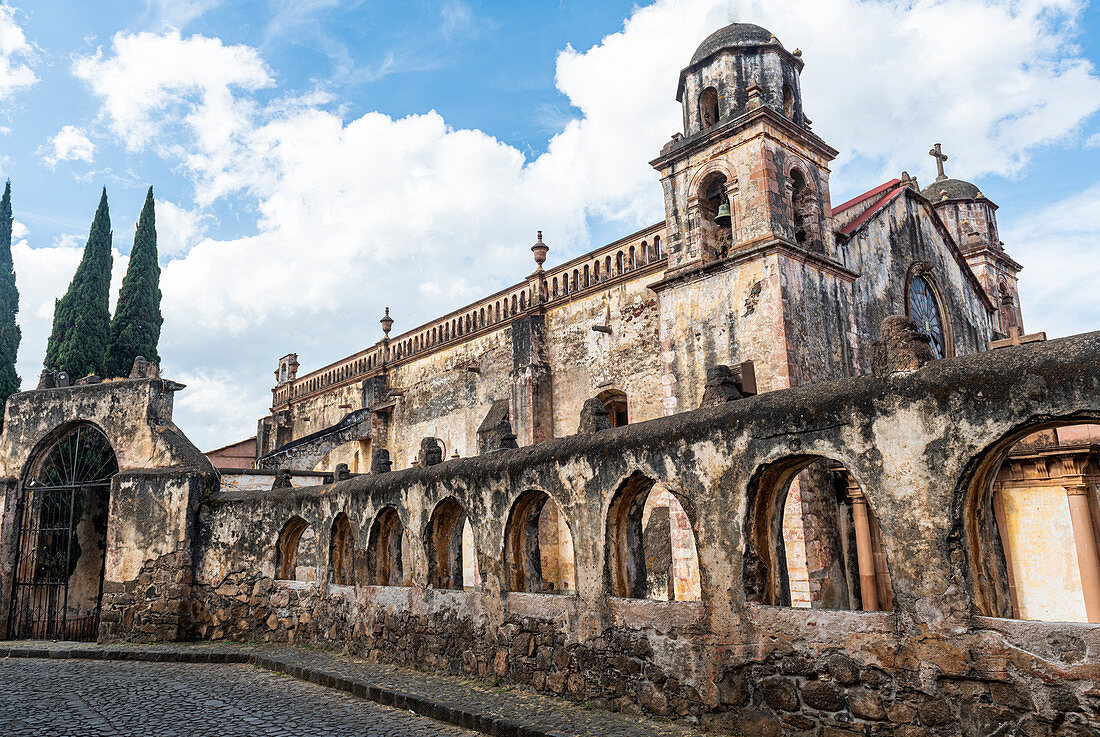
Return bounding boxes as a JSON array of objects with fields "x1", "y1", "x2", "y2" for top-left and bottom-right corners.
[{"x1": 7, "y1": 424, "x2": 117, "y2": 641}]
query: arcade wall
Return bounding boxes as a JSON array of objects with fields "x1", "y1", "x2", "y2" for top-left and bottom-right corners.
[{"x1": 182, "y1": 332, "x2": 1100, "y2": 735}]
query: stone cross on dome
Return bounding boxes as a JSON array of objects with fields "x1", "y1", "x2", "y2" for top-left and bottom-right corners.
[{"x1": 929, "y1": 143, "x2": 949, "y2": 181}]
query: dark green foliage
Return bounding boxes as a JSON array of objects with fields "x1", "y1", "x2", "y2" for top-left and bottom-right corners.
[
  {"x1": 105, "y1": 187, "x2": 162, "y2": 378},
  {"x1": 45, "y1": 188, "x2": 113, "y2": 379},
  {"x1": 0, "y1": 180, "x2": 20, "y2": 426}
]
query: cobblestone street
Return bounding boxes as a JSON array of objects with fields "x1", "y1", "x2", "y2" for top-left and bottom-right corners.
[{"x1": 0, "y1": 659, "x2": 480, "y2": 737}]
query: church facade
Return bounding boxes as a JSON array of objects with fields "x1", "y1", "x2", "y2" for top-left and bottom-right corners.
[{"x1": 251, "y1": 23, "x2": 1043, "y2": 614}]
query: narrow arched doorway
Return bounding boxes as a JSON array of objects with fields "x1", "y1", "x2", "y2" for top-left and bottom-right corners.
[{"x1": 7, "y1": 423, "x2": 118, "y2": 640}]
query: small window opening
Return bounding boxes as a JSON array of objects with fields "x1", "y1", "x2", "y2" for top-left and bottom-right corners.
[
  {"x1": 700, "y1": 87, "x2": 719, "y2": 128},
  {"x1": 598, "y1": 388, "x2": 629, "y2": 428}
]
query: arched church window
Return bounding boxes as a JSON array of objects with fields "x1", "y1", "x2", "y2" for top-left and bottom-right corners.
[
  {"x1": 783, "y1": 83, "x2": 795, "y2": 119},
  {"x1": 700, "y1": 87, "x2": 719, "y2": 128},
  {"x1": 653, "y1": 236, "x2": 661, "y2": 259},
  {"x1": 907, "y1": 275, "x2": 947, "y2": 359}
]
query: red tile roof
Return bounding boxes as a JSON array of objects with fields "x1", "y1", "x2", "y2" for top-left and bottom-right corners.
[
  {"x1": 832, "y1": 179, "x2": 901, "y2": 215},
  {"x1": 839, "y1": 184, "x2": 906, "y2": 237}
]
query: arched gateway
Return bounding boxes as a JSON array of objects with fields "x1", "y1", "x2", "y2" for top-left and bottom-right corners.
[{"x1": 7, "y1": 423, "x2": 118, "y2": 640}]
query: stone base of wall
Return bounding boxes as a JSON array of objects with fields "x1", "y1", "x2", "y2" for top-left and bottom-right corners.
[
  {"x1": 99, "y1": 550, "x2": 193, "y2": 642},
  {"x1": 183, "y1": 574, "x2": 1099, "y2": 735}
]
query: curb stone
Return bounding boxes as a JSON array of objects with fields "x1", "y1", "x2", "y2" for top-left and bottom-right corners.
[{"x1": 0, "y1": 642, "x2": 689, "y2": 737}]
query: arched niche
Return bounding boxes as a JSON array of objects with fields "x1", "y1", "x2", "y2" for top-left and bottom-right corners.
[
  {"x1": 959, "y1": 419, "x2": 1100, "y2": 623},
  {"x1": 276, "y1": 516, "x2": 317, "y2": 582},
  {"x1": 744, "y1": 456, "x2": 893, "y2": 611},
  {"x1": 367, "y1": 507, "x2": 409, "y2": 587},
  {"x1": 606, "y1": 472, "x2": 701, "y2": 601},
  {"x1": 328, "y1": 512, "x2": 354, "y2": 586},
  {"x1": 504, "y1": 490, "x2": 576, "y2": 594},
  {"x1": 425, "y1": 498, "x2": 480, "y2": 590}
]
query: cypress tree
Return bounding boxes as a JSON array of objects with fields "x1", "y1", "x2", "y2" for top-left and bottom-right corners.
[
  {"x1": 105, "y1": 187, "x2": 162, "y2": 378},
  {"x1": 44, "y1": 188, "x2": 113, "y2": 379},
  {"x1": 0, "y1": 180, "x2": 21, "y2": 421}
]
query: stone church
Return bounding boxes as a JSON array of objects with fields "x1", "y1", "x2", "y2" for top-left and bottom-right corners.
[
  {"x1": 256, "y1": 23, "x2": 1022, "y2": 470},
  {"x1": 250, "y1": 23, "x2": 1038, "y2": 612},
  {"x1": 2, "y1": 22, "x2": 1098, "y2": 734}
]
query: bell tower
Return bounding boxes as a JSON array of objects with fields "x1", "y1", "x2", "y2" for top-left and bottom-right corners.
[
  {"x1": 651, "y1": 23, "x2": 839, "y2": 274},
  {"x1": 650, "y1": 23, "x2": 858, "y2": 413}
]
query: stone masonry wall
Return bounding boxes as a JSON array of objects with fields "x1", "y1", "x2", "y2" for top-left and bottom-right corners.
[{"x1": 188, "y1": 333, "x2": 1100, "y2": 734}]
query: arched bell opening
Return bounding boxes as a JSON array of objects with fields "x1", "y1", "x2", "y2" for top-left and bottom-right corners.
[
  {"x1": 697, "y1": 172, "x2": 732, "y2": 262},
  {"x1": 699, "y1": 86, "x2": 719, "y2": 128},
  {"x1": 7, "y1": 422, "x2": 119, "y2": 641}
]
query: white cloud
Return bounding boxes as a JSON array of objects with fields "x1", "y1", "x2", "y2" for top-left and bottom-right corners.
[
  {"x1": 72, "y1": 30, "x2": 272, "y2": 160},
  {"x1": 1003, "y1": 183, "x2": 1100, "y2": 340},
  {"x1": 41, "y1": 125, "x2": 96, "y2": 168},
  {"x1": 43, "y1": 0, "x2": 1100, "y2": 450},
  {"x1": 0, "y1": 6, "x2": 36, "y2": 100},
  {"x1": 154, "y1": 199, "x2": 208, "y2": 257}
]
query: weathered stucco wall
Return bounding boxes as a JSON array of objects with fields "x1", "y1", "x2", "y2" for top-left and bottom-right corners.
[
  {"x1": 844, "y1": 193, "x2": 993, "y2": 367},
  {"x1": 386, "y1": 327, "x2": 513, "y2": 466},
  {"x1": 545, "y1": 271, "x2": 664, "y2": 436},
  {"x1": 189, "y1": 332, "x2": 1100, "y2": 734},
  {"x1": 285, "y1": 382, "x2": 363, "y2": 445}
]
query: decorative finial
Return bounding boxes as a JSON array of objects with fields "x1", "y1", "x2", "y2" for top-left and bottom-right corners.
[
  {"x1": 793, "y1": 48, "x2": 802, "y2": 57},
  {"x1": 531, "y1": 230, "x2": 549, "y2": 268},
  {"x1": 929, "y1": 143, "x2": 948, "y2": 181},
  {"x1": 380, "y1": 307, "x2": 393, "y2": 337}
]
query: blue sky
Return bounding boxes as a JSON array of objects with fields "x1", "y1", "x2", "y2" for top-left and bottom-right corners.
[{"x1": 0, "y1": 0, "x2": 1098, "y2": 450}]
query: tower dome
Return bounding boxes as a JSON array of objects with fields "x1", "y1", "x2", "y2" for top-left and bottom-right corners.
[
  {"x1": 920, "y1": 178, "x2": 981, "y2": 203},
  {"x1": 689, "y1": 23, "x2": 780, "y2": 65},
  {"x1": 676, "y1": 21, "x2": 806, "y2": 136}
]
